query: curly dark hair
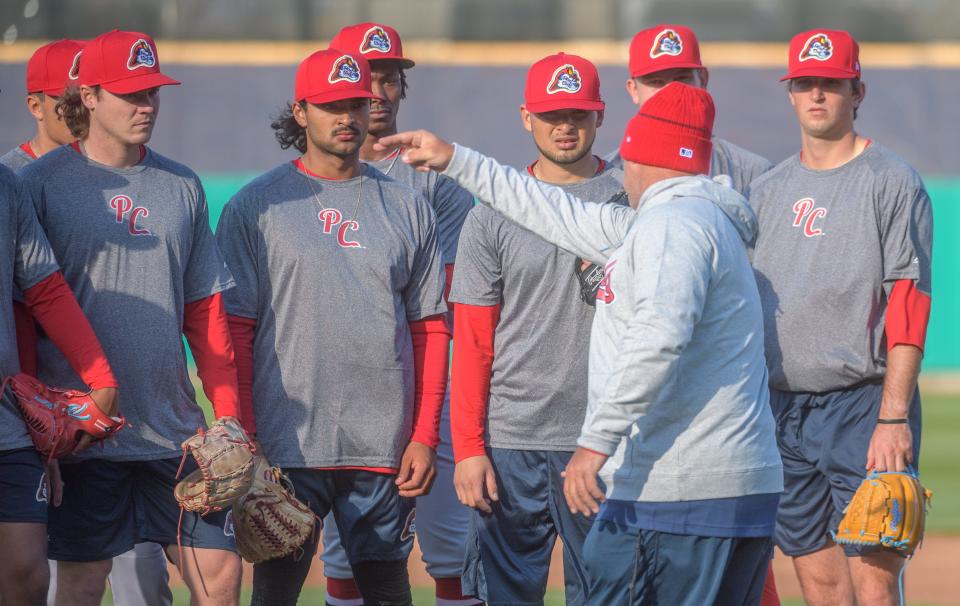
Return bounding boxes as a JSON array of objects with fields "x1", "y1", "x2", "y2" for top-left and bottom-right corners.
[
  {"x1": 271, "y1": 101, "x2": 308, "y2": 153},
  {"x1": 56, "y1": 84, "x2": 97, "y2": 139}
]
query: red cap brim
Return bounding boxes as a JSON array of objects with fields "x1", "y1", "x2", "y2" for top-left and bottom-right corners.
[
  {"x1": 525, "y1": 98, "x2": 605, "y2": 113},
  {"x1": 780, "y1": 66, "x2": 859, "y2": 81},
  {"x1": 630, "y1": 61, "x2": 704, "y2": 78},
  {"x1": 101, "y1": 72, "x2": 181, "y2": 94},
  {"x1": 300, "y1": 89, "x2": 379, "y2": 104}
]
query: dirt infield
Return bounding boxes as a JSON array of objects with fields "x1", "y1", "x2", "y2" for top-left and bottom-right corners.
[{"x1": 171, "y1": 534, "x2": 960, "y2": 603}]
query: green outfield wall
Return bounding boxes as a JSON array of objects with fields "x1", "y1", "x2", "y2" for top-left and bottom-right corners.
[{"x1": 199, "y1": 173, "x2": 960, "y2": 370}]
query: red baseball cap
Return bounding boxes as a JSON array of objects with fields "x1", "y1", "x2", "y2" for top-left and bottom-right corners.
[
  {"x1": 79, "y1": 30, "x2": 179, "y2": 94},
  {"x1": 620, "y1": 82, "x2": 714, "y2": 175},
  {"x1": 330, "y1": 23, "x2": 415, "y2": 68},
  {"x1": 781, "y1": 29, "x2": 860, "y2": 81},
  {"x1": 26, "y1": 39, "x2": 85, "y2": 96},
  {"x1": 295, "y1": 49, "x2": 377, "y2": 104},
  {"x1": 629, "y1": 24, "x2": 704, "y2": 78},
  {"x1": 524, "y1": 52, "x2": 604, "y2": 113}
]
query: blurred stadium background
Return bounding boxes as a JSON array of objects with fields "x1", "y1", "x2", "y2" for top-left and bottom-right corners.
[{"x1": 1, "y1": 1, "x2": 958, "y2": 604}]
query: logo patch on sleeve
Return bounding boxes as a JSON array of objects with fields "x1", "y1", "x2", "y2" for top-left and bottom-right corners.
[
  {"x1": 799, "y1": 34, "x2": 833, "y2": 62},
  {"x1": 546, "y1": 64, "x2": 582, "y2": 94},
  {"x1": 328, "y1": 55, "x2": 362, "y2": 84},
  {"x1": 650, "y1": 29, "x2": 683, "y2": 58},
  {"x1": 127, "y1": 39, "x2": 157, "y2": 70},
  {"x1": 361, "y1": 26, "x2": 392, "y2": 54}
]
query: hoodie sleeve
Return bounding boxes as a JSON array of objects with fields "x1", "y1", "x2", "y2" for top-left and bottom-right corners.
[
  {"x1": 576, "y1": 207, "x2": 713, "y2": 455},
  {"x1": 443, "y1": 145, "x2": 635, "y2": 265}
]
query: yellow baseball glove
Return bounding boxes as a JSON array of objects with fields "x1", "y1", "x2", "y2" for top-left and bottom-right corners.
[{"x1": 833, "y1": 469, "x2": 932, "y2": 557}]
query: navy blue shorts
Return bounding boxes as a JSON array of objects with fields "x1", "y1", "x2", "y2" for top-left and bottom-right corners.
[
  {"x1": 583, "y1": 520, "x2": 772, "y2": 606},
  {"x1": 462, "y1": 448, "x2": 595, "y2": 606},
  {"x1": 0, "y1": 447, "x2": 48, "y2": 523},
  {"x1": 47, "y1": 457, "x2": 236, "y2": 562},
  {"x1": 286, "y1": 468, "x2": 415, "y2": 565},
  {"x1": 771, "y1": 382, "x2": 922, "y2": 557}
]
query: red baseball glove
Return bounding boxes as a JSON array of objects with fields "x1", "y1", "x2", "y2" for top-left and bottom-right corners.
[{"x1": 4, "y1": 373, "x2": 125, "y2": 460}]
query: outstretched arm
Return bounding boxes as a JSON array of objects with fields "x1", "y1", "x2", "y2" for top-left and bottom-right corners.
[{"x1": 376, "y1": 131, "x2": 635, "y2": 265}]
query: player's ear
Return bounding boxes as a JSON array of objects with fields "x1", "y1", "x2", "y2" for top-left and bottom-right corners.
[
  {"x1": 25, "y1": 93, "x2": 43, "y2": 119},
  {"x1": 292, "y1": 101, "x2": 309, "y2": 128},
  {"x1": 79, "y1": 85, "x2": 99, "y2": 110},
  {"x1": 626, "y1": 78, "x2": 641, "y2": 105},
  {"x1": 853, "y1": 79, "x2": 866, "y2": 106},
  {"x1": 595, "y1": 109, "x2": 604, "y2": 129},
  {"x1": 520, "y1": 105, "x2": 533, "y2": 134},
  {"x1": 697, "y1": 68, "x2": 710, "y2": 89}
]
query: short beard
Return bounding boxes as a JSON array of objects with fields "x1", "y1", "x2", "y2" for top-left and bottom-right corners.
[{"x1": 533, "y1": 134, "x2": 595, "y2": 166}]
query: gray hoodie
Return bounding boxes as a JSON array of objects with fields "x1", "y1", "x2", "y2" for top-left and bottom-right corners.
[{"x1": 444, "y1": 145, "x2": 782, "y2": 502}]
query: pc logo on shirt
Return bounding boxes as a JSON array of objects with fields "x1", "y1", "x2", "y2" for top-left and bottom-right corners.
[
  {"x1": 110, "y1": 194, "x2": 151, "y2": 236},
  {"x1": 792, "y1": 198, "x2": 827, "y2": 237},
  {"x1": 127, "y1": 39, "x2": 157, "y2": 70},
  {"x1": 361, "y1": 26, "x2": 392, "y2": 54},
  {"x1": 318, "y1": 208, "x2": 362, "y2": 248},
  {"x1": 650, "y1": 29, "x2": 683, "y2": 58},
  {"x1": 328, "y1": 55, "x2": 362, "y2": 84},
  {"x1": 799, "y1": 34, "x2": 833, "y2": 62},
  {"x1": 547, "y1": 64, "x2": 582, "y2": 94}
]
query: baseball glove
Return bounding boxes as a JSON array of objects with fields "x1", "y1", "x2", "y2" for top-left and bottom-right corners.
[
  {"x1": 233, "y1": 456, "x2": 317, "y2": 564},
  {"x1": 174, "y1": 416, "x2": 256, "y2": 516},
  {"x1": 833, "y1": 469, "x2": 932, "y2": 557},
  {"x1": 3, "y1": 372, "x2": 124, "y2": 460},
  {"x1": 575, "y1": 258, "x2": 604, "y2": 305}
]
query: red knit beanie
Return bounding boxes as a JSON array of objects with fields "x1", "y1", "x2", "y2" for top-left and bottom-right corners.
[{"x1": 619, "y1": 81, "x2": 715, "y2": 175}]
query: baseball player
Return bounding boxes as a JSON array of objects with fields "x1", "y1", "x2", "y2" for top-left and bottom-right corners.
[
  {"x1": 317, "y1": 22, "x2": 479, "y2": 606},
  {"x1": 377, "y1": 80, "x2": 783, "y2": 606},
  {"x1": 748, "y1": 30, "x2": 932, "y2": 606},
  {"x1": 448, "y1": 52, "x2": 624, "y2": 606},
  {"x1": 3, "y1": 38, "x2": 174, "y2": 606},
  {"x1": 607, "y1": 24, "x2": 772, "y2": 196},
  {"x1": 0, "y1": 162, "x2": 119, "y2": 605},
  {"x1": 217, "y1": 48, "x2": 448, "y2": 606},
  {"x1": 18, "y1": 30, "x2": 242, "y2": 605}
]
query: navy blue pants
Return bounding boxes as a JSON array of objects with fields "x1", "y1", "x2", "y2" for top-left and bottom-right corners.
[
  {"x1": 583, "y1": 519, "x2": 773, "y2": 606},
  {"x1": 462, "y1": 448, "x2": 595, "y2": 606},
  {"x1": 771, "y1": 382, "x2": 922, "y2": 557}
]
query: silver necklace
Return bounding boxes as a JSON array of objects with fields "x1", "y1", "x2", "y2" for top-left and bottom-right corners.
[{"x1": 300, "y1": 159, "x2": 364, "y2": 222}]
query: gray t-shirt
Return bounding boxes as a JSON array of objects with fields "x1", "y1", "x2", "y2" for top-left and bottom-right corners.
[
  {"x1": 0, "y1": 166, "x2": 60, "y2": 452},
  {"x1": 749, "y1": 144, "x2": 933, "y2": 393},
  {"x1": 0, "y1": 145, "x2": 35, "y2": 174},
  {"x1": 449, "y1": 171, "x2": 626, "y2": 451},
  {"x1": 606, "y1": 137, "x2": 773, "y2": 196},
  {"x1": 215, "y1": 162, "x2": 447, "y2": 469},
  {"x1": 19, "y1": 146, "x2": 235, "y2": 461},
  {"x1": 367, "y1": 152, "x2": 474, "y2": 265}
]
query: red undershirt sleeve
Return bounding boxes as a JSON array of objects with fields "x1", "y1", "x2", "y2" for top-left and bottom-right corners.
[
  {"x1": 450, "y1": 302, "x2": 500, "y2": 463},
  {"x1": 885, "y1": 279, "x2": 931, "y2": 352},
  {"x1": 410, "y1": 313, "x2": 452, "y2": 449},
  {"x1": 22, "y1": 271, "x2": 117, "y2": 389},
  {"x1": 183, "y1": 293, "x2": 240, "y2": 420},
  {"x1": 12, "y1": 300, "x2": 38, "y2": 375},
  {"x1": 444, "y1": 264, "x2": 454, "y2": 303},
  {"x1": 226, "y1": 314, "x2": 257, "y2": 435}
]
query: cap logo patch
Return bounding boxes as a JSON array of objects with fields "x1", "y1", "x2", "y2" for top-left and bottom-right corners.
[
  {"x1": 361, "y1": 26, "x2": 392, "y2": 54},
  {"x1": 650, "y1": 29, "x2": 683, "y2": 58},
  {"x1": 546, "y1": 64, "x2": 582, "y2": 94},
  {"x1": 68, "y1": 50, "x2": 82, "y2": 80},
  {"x1": 328, "y1": 54, "x2": 362, "y2": 84},
  {"x1": 679, "y1": 147, "x2": 694, "y2": 158},
  {"x1": 127, "y1": 39, "x2": 156, "y2": 70},
  {"x1": 799, "y1": 33, "x2": 833, "y2": 62}
]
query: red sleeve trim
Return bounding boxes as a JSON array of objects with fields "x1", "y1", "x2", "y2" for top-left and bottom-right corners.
[
  {"x1": 444, "y1": 263, "x2": 454, "y2": 304},
  {"x1": 183, "y1": 293, "x2": 240, "y2": 420},
  {"x1": 410, "y1": 314, "x2": 452, "y2": 449},
  {"x1": 23, "y1": 272, "x2": 117, "y2": 389},
  {"x1": 450, "y1": 302, "x2": 499, "y2": 462},
  {"x1": 885, "y1": 279, "x2": 931, "y2": 352},
  {"x1": 226, "y1": 314, "x2": 257, "y2": 435},
  {"x1": 13, "y1": 301, "x2": 38, "y2": 375}
]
